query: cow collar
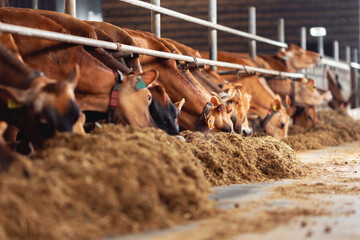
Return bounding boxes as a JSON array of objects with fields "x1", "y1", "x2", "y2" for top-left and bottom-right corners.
[
  {"x1": 219, "y1": 81, "x2": 229, "y2": 89},
  {"x1": 107, "y1": 70, "x2": 124, "y2": 123},
  {"x1": 195, "y1": 102, "x2": 214, "y2": 131},
  {"x1": 22, "y1": 70, "x2": 44, "y2": 89},
  {"x1": 275, "y1": 55, "x2": 289, "y2": 69},
  {"x1": 261, "y1": 109, "x2": 277, "y2": 128}
]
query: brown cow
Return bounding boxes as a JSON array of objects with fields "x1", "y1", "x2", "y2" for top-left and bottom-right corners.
[
  {"x1": 292, "y1": 105, "x2": 318, "y2": 129},
  {"x1": 0, "y1": 42, "x2": 80, "y2": 150},
  {"x1": 266, "y1": 77, "x2": 332, "y2": 107},
  {"x1": 0, "y1": 8, "x2": 157, "y2": 129},
  {"x1": 231, "y1": 75, "x2": 291, "y2": 139},
  {"x1": 326, "y1": 70, "x2": 348, "y2": 109}
]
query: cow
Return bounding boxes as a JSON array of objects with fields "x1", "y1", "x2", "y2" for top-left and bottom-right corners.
[
  {"x1": 0, "y1": 8, "x2": 158, "y2": 130},
  {"x1": 326, "y1": 70, "x2": 349, "y2": 109},
  {"x1": 291, "y1": 105, "x2": 318, "y2": 129},
  {"x1": 0, "y1": 121, "x2": 16, "y2": 172},
  {"x1": 157, "y1": 37, "x2": 253, "y2": 135},
  {"x1": 266, "y1": 77, "x2": 332, "y2": 107},
  {"x1": 230, "y1": 75, "x2": 291, "y2": 139},
  {"x1": 0, "y1": 40, "x2": 80, "y2": 151}
]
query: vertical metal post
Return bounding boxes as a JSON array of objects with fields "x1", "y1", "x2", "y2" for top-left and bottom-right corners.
[
  {"x1": 333, "y1": 40, "x2": 339, "y2": 62},
  {"x1": 248, "y1": 7, "x2": 256, "y2": 59},
  {"x1": 353, "y1": 48, "x2": 359, "y2": 107},
  {"x1": 346, "y1": 46, "x2": 351, "y2": 63},
  {"x1": 32, "y1": 0, "x2": 38, "y2": 9},
  {"x1": 151, "y1": 0, "x2": 161, "y2": 38},
  {"x1": 278, "y1": 18, "x2": 285, "y2": 51},
  {"x1": 317, "y1": 36, "x2": 324, "y2": 56},
  {"x1": 65, "y1": 0, "x2": 76, "y2": 17},
  {"x1": 209, "y1": 0, "x2": 217, "y2": 70},
  {"x1": 300, "y1": 27, "x2": 306, "y2": 50}
]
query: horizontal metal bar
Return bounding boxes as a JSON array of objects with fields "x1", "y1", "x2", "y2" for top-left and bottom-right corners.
[
  {"x1": 0, "y1": 23, "x2": 119, "y2": 50},
  {"x1": 321, "y1": 57, "x2": 350, "y2": 70},
  {"x1": 118, "y1": 0, "x2": 288, "y2": 48},
  {"x1": 0, "y1": 23, "x2": 303, "y2": 78},
  {"x1": 351, "y1": 62, "x2": 360, "y2": 69}
]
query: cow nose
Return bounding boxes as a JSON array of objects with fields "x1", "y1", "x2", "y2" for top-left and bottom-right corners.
[
  {"x1": 242, "y1": 128, "x2": 253, "y2": 136},
  {"x1": 220, "y1": 127, "x2": 232, "y2": 133}
]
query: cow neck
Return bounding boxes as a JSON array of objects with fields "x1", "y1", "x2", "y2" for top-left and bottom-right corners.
[
  {"x1": 0, "y1": 42, "x2": 36, "y2": 89},
  {"x1": 107, "y1": 70, "x2": 125, "y2": 123},
  {"x1": 267, "y1": 78, "x2": 295, "y2": 104}
]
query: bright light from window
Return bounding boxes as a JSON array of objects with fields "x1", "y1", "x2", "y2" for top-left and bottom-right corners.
[{"x1": 310, "y1": 27, "x2": 327, "y2": 37}]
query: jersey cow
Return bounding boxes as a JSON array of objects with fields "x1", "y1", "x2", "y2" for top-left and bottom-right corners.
[
  {"x1": 231, "y1": 75, "x2": 291, "y2": 139},
  {"x1": 0, "y1": 35, "x2": 80, "y2": 150}
]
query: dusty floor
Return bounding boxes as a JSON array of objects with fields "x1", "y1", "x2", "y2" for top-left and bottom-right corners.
[{"x1": 110, "y1": 141, "x2": 360, "y2": 240}]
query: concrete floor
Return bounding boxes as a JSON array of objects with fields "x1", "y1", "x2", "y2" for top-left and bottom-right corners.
[{"x1": 108, "y1": 142, "x2": 360, "y2": 240}]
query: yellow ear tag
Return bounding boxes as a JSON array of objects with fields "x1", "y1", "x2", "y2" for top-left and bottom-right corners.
[
  {"x1": 272, "y1": 105, "x2": 278, "y2": 111},
  {"x1": 7, "y1": 99, "x2": 22, "y2": 109},
  {"x1": 209, "y1": 121, "x2": 214, "y2": 129},
  {"x1": 307, "y1": 85, "x2": 314, "y2": 91}
]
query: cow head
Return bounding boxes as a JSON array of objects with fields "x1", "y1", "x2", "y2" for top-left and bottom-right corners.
[
  {"x1": 221, "y1": 83, "x2": 252, "y2": 135},
  {"x1": 148, "y1": 83, "x2": 184, "y2": 135},
  {"x1": 263, "y1": 95, "x2": 291, "y2": 139},
  {"x1": 276, "y1": 44, "x2": 320, "y2": 72},
  {"x1": 115, "y1": 69, "x2": 158, "y2": 128},
  {"x1": 293, "y1": 105, "x2": 318, "y2": 129},
  {"x1": 295, "y1": 78, "x2": 332, "y2": 106},
  {"x1": 205, "y1": 94, "x2": 234, "y2": 133},
  {"x1": 0, "y1": 66, "x2": 81, "y2": 148}
]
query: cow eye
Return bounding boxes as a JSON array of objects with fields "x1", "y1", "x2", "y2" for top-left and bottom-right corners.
[
  {"x1": 228, "y1": 100, "x2": 233, "y2": 104},
  {"x1": 147, "y1": 95, "x2": 152, "y2": 103},
  {"x1": 280, "y1": 122, "x2": 285, "y2": 129},
  {"x1": 308, "y1": 116, "x2": 313, "y2": 121}
]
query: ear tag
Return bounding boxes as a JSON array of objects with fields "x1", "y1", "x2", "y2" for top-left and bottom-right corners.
[
  {"x1": 135, "y1": 76, "x2": 147, "y2": 90},
  {"x1": 208, "y1": 121, "x2": 214, "y2": 129},
  {"x1": 272, "y1": 105, "x2": 278, "y2": 111},
  {"x1": 7, "y1": 99, "x2": 22, "y2": 109},
  {"x1": 307, "y1": 85, "x2": 314, "y2": 91}
]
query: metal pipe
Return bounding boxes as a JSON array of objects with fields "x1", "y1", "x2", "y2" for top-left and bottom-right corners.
[
  {"x1": 0, "y1": 23, "x2": 303, "y2": 78},
  {"x1": 317, "y1": 36, "x2": 324, "y2": 56},
  {"x1": 278, "y1": 18, "x2": 285, "y2": 51},
  {"x1": 118, "y1": 0, "x2": 288, "y2": 48},
  {"x1": 300, "y1": 27, "x2": 306, "y2": 50},
  {"x1": 32, "y1": 0, "x2": 38, "y2": 9},
  {"x1": 353, "y1": 48, "x2": 359, "y2": 107},
  {"x1": 65, "y1": 0, "x2": 76, "y2": 17},
  {"x1": 151, "y1": 0, "x2": 161, "y2": 38},
  {"x1": 346, "y1": 46, "x2": 351, "y2": 63},
  {"x1": 209, "y1": 0, "x2": 217, "y2": 71},
  {"x1": 333, "y1": 40, "x2": 339, "y2": 62},
  {"x1": 248, "y1": 7, "x2": 256, "y2": 59}
]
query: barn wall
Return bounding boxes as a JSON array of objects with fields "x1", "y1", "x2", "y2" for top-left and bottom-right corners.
[{"x1": 103, "y1": 0, "x2": 360, "y2": 61}]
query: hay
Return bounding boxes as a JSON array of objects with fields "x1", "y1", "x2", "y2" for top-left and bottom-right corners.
[
  {"x1": 181, "y1": 131, "x2": 304, "y2": 186},
  {"x1": 285, "y1": 109, "x2": 360, "y2": 151},
  {"x1": 0, "y1": 125, "x2": 215, "y2": 240}
]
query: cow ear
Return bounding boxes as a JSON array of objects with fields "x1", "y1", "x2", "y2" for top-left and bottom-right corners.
[
  {"x1": 220, "y1": 82, "x2": 232, "y2": 92},
  {"x1": 308, "y1": 79, "x2": 315, "y2": 87},
  {"x1": 300, "y1": 77, "x2": 308, "y2": 83},
  {"x1": 272, "y1": 95, "x2": 282, "y2": 111},
  {"x1": 66, "y1": 64, "x2": 80, "y2": 90},
  {"x1": 209, "y1": 94, "x2": 221, "y2": 106},
  {"x1": 140, "y1": 69, "x2": 159, "y2": 86},
  {"x1": 206, "y1": 115, "x2": 215, "y2": 129},
  {"x1": 0, "y1": 85, "x2": 35, "y2": 107},
  {"x1": 174, "y1": 98, "x2": 185, "y2": 112},
  {"x1": 285, "y1": 95, "x2": 291, "y2": 108}
]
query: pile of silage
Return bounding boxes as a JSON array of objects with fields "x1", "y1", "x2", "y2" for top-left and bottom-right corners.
[
  {"x1": 285, "y1": 109, "x2": 360, "y2": 151},
  {"x1": 181, "y1": 131, "x2": 304, "y2": 186},
  {"x1": 0, "y1": 125, "x2": 215, "y2": 240}
]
